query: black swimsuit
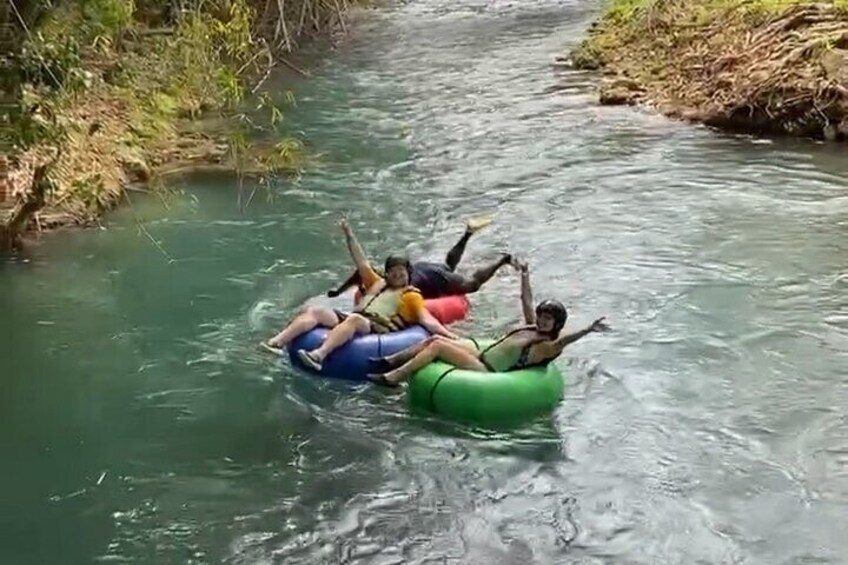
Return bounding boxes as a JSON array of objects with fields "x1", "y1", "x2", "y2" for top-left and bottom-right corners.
[
  {"x1": 410, "y1": 262, "x2": 466, "y2": 298},
  {"x1": 476, "y1": 327, "x2": 558, "y2": 372}
]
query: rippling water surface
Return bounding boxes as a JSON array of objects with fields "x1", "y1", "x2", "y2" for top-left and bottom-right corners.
[{"x1": 2, "y1": 0, "x2": 848, "y2": 563}]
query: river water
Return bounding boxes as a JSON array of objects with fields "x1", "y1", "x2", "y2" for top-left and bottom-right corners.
[{"x1": 3, "y1": 0, "x2": 848, "y2": 563}]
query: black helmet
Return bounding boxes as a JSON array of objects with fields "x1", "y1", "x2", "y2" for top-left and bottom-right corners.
[
  {"x1": 384, "y1": 255, "x2": 413, "y2": 280},
  {"x1": 535, "y1": 299, "x2": 567, "y2": 336}
]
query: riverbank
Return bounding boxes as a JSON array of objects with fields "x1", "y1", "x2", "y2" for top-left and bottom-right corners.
[
  {"x1": 1, "y1": 0, "x2": 360, "y2": 250},
  {"x1": 570, "y1": 0, "x2": 848, "y2": 140}
]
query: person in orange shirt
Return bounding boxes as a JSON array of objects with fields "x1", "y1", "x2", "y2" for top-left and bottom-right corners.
[
  {"x1": 260, "y1": 218, "x2": 459, "y2": 371},
  {"x1": 325, "y1": 216, "x2": 513, "y2": 300}
]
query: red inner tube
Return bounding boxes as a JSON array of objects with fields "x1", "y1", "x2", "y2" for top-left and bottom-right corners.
[{"x1": 352, "y1": 289, "x2": 469, "y2": 325}]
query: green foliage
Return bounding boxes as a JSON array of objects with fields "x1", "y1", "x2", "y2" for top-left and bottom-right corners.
[
  {"x1": 1, "y1": 83, "x2": 68, "y2": 152},
  {"x1": 69, "y1": 173, "x2": 107, "y2": 212},
  {"x1": 18, "y1": 31, "x2": 86, "y2": 91},
  {"x1": 82, "y1": 0, "x2": 135, "y2": 45},
  {"x1": 150, "y1": 92, "x2": 178, "y2": 117},
  {"x1": 151, "y1": 0, "x2": 259, "y2": 115},
  {"x1": 257, "y1": 92, "x2": 285, "y2": 125},
  {"x1": 602, "y1": 0, "x2": 646, "y2": 23},
  {"x1": 228, "y1": 90, "x2": 307, "y2": 177},
  {"x1": 214, "y1": 0, "x2": 255, "y2": 62},
  {"x1": 267, "y1": 138, "x2": 304, "y2": 171},
  {"x1": 15, "y1": 0, "x2": 129, "y2": 98},
  {"x1": 15, "y1": 0, "x2": 263, "y2": 113},
  {"x1": 216, "y1": 66, "x2": 245, "y2": 108},
  {"x1": 4, "y1": 0, "x2": 341, "y2": 228},
  {"x1": 227, "y1": 126, "x2": 250, "y2": 165}
]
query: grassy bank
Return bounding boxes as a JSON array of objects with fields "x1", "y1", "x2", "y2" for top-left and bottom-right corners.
[
  {"x1": 1, "y1": 0, "x2": 357, "y2": 250},
  {"x1": 571, "y1": 0, "x2": 848, "y2": 139}
]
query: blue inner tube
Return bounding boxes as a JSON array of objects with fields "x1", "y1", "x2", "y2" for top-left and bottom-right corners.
[{"x1": 285, "y1": 325, "x2": 430, "y2": 381}]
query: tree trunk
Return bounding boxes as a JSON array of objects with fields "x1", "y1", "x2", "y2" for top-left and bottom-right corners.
[{"x1": 0, "y1": 163, "x2": 50, "y2": 252}]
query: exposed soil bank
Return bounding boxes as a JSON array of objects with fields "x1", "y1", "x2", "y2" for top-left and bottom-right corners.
[{"x1": 570, "y1": 0, "x2": 848, "y2": 140}]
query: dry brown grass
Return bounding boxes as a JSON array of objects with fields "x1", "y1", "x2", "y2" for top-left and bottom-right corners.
[{"x1": 573, "y1": 0, "x2": 848, "y2": 139}]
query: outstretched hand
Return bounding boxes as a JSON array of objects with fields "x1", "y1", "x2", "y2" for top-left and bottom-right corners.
[
  {"x1": 514, "y1": 258, "x2": 529, "y2": 274},
  {"x1": 590, "y1": 317, "x2": 611, "y2": 333},
  {"x1": 338, "y1": 216, "x2": 352, "y2": 235}
]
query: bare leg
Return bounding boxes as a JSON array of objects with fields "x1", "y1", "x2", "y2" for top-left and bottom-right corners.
[
  {"x1": 456, "y1": 253, "x2": 513, "y2": 294},
  {"x1": 383, "y1": 336, "x2": 438, "y2": 364},
  {"x1": 444, "y1": 216, "x2": 493, "y2": 271},
  {"x1": 265, "y1": 307, "x2": 340, "y2": 350},
  {"x1": 368, "y1": 336, "x2": 438, "y2": 373},
  {"x1": 444, "y1": 230, "x2": 473, "y2": 272},
  {"x1": 371, "y1": 339, "x2": 489, "y2": 385},
  {"x1": 371, "y1": 336, "x2": 478, "y2": 371},
  {"x1": 308, "y1": 313, "x2": 372, "y2": 362}
]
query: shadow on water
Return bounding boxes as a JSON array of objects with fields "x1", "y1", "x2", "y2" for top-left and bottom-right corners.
[{"x1": 277, "y1": 355, "x2": 566, "y2": 449}]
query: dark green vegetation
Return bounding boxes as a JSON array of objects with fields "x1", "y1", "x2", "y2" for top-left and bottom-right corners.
[{"x1": 1, "y1": 0, "x2": 359, "y2": 250}]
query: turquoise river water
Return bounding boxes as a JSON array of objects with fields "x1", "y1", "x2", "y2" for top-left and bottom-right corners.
[{"x1": 2, "y1": 0, "x2": 848, "y2": 563}]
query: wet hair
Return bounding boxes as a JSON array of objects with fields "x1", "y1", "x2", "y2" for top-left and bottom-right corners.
[{"x1": 535, "y1": 299, "x2": 568, "y2": 337}]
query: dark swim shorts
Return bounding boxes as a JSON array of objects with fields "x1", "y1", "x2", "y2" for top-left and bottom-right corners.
[
  {"x1": 333, "y1": 310, "x2": 393, "y2": 334},
  {"x1": 410, "y1": 262, "x2": 466, "y2": 299}
]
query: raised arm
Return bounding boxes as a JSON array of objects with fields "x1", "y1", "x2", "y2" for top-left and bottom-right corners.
[
  {"x1": 517, "y1": 260, "x2": 535, "y2": 325},
  {"x1": 339, "y1": 217, "x2": 374, "y2": 282},
  {"x1": 549, "y1": 317, "x2": 610, "y2": 354}
]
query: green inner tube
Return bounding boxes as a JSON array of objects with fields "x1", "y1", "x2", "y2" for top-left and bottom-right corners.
[{"x1": 407, "y1": 339, "x2": 565, "y2": 424}]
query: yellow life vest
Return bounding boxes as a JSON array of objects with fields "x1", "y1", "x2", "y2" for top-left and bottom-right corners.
[{"x1": 355, "y1": 283, "x2": 419, "y2": 332}]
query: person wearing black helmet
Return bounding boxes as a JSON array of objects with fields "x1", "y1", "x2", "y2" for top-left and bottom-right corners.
[
  {"x1": 326, "y1": 216, "x2": 513, "y2": 300},
  {"x1": 367, "y1": 260, "x2": 610, "y2": 387},
  {"x1": 261, "y1": 217, "x2": 458, "y2": 370}
]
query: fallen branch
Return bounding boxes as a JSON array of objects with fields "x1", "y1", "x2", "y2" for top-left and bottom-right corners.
[
  {"x1": 250, "y1": 62, "x2": 277, "y2": 94},
  {"x1": 276, "y1": 55, "x2": 311, "y2": 77}
]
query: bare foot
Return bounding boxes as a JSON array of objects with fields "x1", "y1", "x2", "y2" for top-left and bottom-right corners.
[{"x1": 465, "y1": 215, "x2": 493, "y2": 234}]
